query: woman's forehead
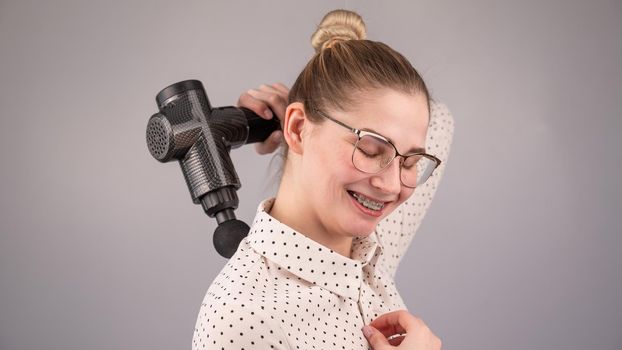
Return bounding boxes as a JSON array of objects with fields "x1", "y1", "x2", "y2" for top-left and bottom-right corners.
[{"x1": 333, "y1": 89, "x2": 429, "y2": 148}]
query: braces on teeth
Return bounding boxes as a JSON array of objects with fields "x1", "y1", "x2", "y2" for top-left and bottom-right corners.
[{"x1": 351, "y1": 192, "x2": 384, "y2": 210}]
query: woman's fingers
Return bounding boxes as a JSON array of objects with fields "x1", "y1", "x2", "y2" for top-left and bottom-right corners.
[
  {"x1": 369, "y1": 310, "x2": 412, "y2": 338},
  {"x1": 238, "y1": 83, "x2": 289, "y2": 155},
  {"x1": 271, "y1": 82, "x2": 289, "y2": 95},
  {"x1": 361, "y1": 326, "x2": 406, "y2": 349},
  {"x1": 388, "y1": 335, "x2": 406, "y2": 346},
  {"x1": 237, "y1": 91, "x2": 273, "y2": 120},
  {"x1": 363, "y1": 310, "x2": 442, "y2": 349},
  {"x1": 362, "y1": 325, "x2": 390, "y2": 349},
  {"x1": 246, "y1": 87, "x2": 288, "y2": 122},
  {"x1": 254, "y1": 130, "x2": 283, "y2": 155}
]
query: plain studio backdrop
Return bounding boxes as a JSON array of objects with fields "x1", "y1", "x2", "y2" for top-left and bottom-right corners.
[{"x1": 1, "y1": 0, "x2": 620, "y2": 349}]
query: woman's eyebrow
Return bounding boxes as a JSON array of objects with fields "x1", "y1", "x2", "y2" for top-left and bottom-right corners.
[
  {"x1": 405, "y1": 146, "x2": 426, "y2": 154},
  {"x1": 361, "y1": 127, "x2": 426, "y2": 153}
]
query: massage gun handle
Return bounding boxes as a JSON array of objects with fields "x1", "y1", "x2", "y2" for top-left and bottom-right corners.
[{"x1": 239, "y1": 107, "x2": 282, "y2": 144}]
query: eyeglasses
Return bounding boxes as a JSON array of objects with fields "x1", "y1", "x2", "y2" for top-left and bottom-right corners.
[{"x1": 314, "y1": 109, "x2": 441, "y2": 188}]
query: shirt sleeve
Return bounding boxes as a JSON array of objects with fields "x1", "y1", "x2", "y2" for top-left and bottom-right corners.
[
  {"x1": 192, "y1": 301, "x2": 291, "y2": 350},
  {"x1": 375, "y1": 101, "x2": 455, "y2": 277}
]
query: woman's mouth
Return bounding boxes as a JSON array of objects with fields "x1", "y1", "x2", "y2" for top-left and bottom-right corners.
[{"x1": 346, "y1": 190, "x2": 388, "y2": 214}]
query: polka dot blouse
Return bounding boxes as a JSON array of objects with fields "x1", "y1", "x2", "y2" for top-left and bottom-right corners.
[{"x1": 192, "y1": 102, "x2": 454, "y2": 349}]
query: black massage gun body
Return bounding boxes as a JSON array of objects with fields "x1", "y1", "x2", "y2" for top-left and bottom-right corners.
[{"x1": 146, "y1": 80, "x2": 280, "y2": 258}]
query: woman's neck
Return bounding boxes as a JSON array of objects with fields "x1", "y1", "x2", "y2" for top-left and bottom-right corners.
[{"x1": 269, "y1": 176, "x2": 353, "y2": 259}]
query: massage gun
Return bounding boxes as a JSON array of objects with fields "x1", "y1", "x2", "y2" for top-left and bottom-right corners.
[{"x1": 146, "y1": 80, "x2": 281, "y2": 258}]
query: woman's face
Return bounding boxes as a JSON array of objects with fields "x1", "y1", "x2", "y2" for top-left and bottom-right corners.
[{"x1": 299, "y1": 88, "x2": 430, "y2": 239}]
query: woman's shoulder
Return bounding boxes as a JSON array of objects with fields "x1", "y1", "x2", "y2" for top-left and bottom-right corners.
[
  {"x1": 193, "y1": 241, "x2": 292, "y2": 349},
  {"x1": 204, "y1": 240, "x2": 266, "y2": 298},
  {"x1": 192, "y1": 295, "x2": 291, "y2": 349},
  {"x1": 202, "y1": 237, "x2": 299, "y2": 303}
]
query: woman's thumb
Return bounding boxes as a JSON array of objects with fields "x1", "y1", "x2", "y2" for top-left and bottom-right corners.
[{"x1": 362, "y1": 325, "x2": 389, "y2": 348}]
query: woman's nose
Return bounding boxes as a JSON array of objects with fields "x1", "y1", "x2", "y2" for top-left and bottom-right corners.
[{"x1": 370, "y1": 158, "x2": 402, "y2": 194}]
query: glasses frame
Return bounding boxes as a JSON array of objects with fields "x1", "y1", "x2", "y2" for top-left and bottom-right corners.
[{"x1": 313, "y1": 109, "x2": 441, "y2": 188}]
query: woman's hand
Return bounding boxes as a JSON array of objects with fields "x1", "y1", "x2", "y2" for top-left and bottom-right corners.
[
  {"x1": 362, "y1": 310, "x2": 442, "y2": 350},
  {"x1": 237, "y1": 83, "x2": 289, "y2": 154}
]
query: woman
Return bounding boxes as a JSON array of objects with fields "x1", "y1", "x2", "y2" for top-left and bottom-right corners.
[{"x1": 192, "y1": 9, "x2": 454, "y2": 350}]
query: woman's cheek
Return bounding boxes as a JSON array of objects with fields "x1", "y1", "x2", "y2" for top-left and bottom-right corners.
[{"x1": 397, "y1": 187, "x2": 415, "y2": 206}]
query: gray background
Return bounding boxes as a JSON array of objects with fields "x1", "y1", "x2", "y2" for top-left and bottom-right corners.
[{"x1": 1, "y1": 0, "x2": 620, "y2": 349}]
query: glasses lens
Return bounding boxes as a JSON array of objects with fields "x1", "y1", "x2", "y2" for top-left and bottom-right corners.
[
  {"x1": 352, "y1": 135, "x2": 438, "y2": 188},
  {"x1": 352, "y1": 135, "x2": 395, "y2": 173},
  {"x1": 401, "y1": 154, "x2": 437, "y2": 187}
]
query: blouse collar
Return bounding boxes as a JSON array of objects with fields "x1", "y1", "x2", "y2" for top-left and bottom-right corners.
[{"x1": 247, "y1": 198, "x2": 383, "y2": 301}]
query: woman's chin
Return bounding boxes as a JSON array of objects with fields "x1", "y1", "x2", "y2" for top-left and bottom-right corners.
[{"x1": 341, "y1": 220, "x2": 378, "y2": 238}]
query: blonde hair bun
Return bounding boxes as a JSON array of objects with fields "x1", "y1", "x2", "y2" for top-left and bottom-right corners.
[{"x1": 311, "y1": 9, "x2": 367, "y2": 52}]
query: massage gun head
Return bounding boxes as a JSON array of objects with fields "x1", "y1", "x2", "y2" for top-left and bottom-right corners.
[{"x1": 214, "y1": 220, "x2": 250, "y2": 258}]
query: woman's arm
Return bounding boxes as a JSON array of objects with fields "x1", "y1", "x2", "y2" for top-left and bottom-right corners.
[{"x1": 376, "y1": 101, "x2": 455, "y2": 277}]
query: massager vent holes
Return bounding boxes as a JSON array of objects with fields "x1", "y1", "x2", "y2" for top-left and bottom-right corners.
[{"x1": 147, "y1": 120, "x2": 168, "y2": 159}]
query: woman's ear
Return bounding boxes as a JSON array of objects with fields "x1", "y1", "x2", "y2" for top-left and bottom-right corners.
[{"x1": 282, "y1": 102, "x2": 308, "y2": 155}]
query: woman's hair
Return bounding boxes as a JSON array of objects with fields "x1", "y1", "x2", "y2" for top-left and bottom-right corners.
[
  {"x1": 289, "y1": 9, "x2": 430, "y2": 118},
  {"x1": 269, "y1": 9, "x2": 430, "y2": 181}
]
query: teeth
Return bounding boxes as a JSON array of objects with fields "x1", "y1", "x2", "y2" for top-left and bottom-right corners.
[{"x1": 351, "y1": 192, "x2": 384, "y2": 211}]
